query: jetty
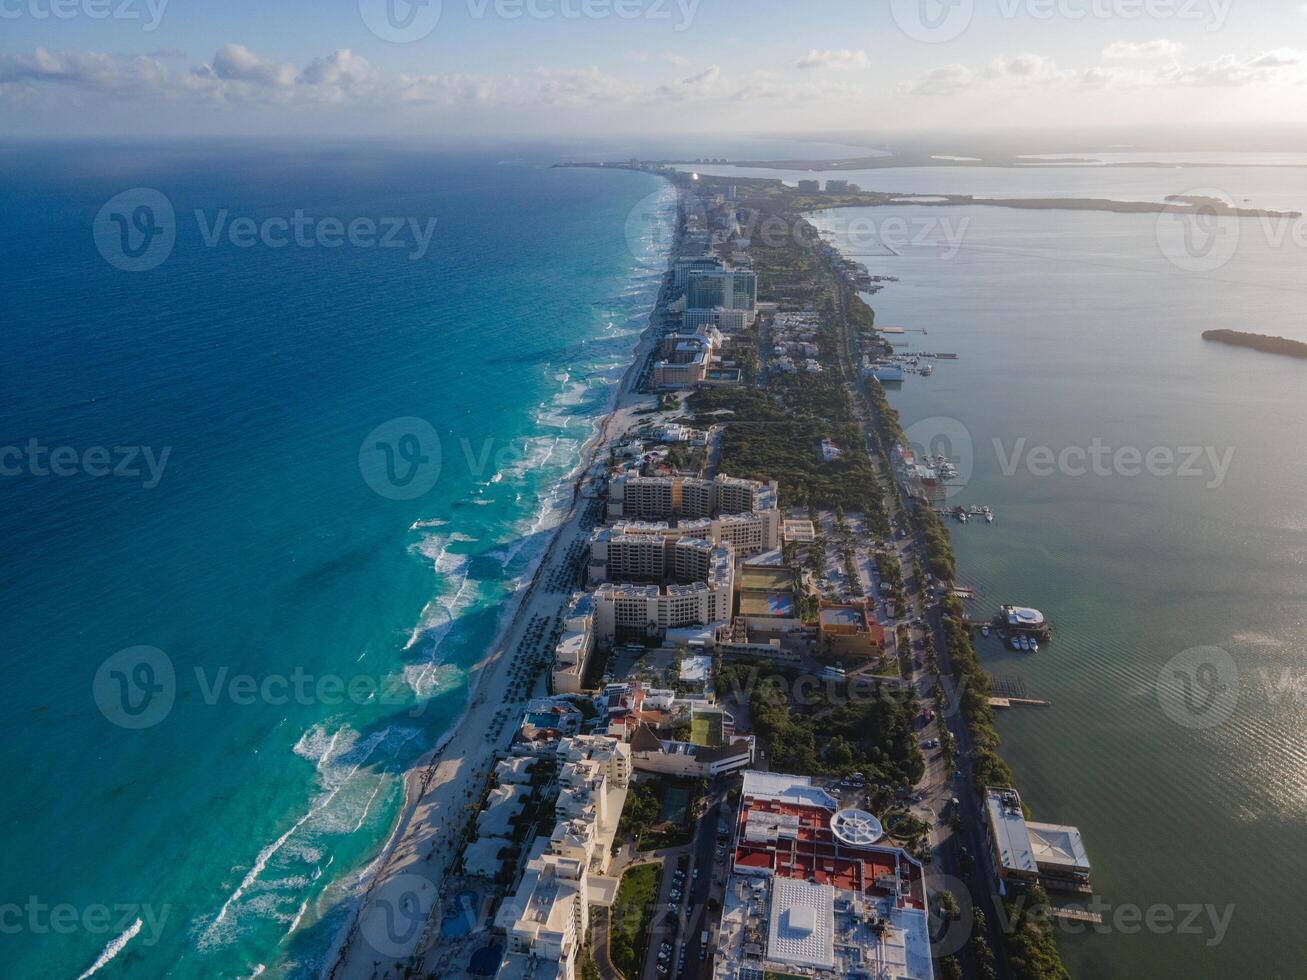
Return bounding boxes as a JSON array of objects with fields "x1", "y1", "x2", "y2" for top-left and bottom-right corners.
[
  {"x1": 1049, "y1": 907, "x2": 1104, "y2": 925},
  {"x1": 988, "y1": 696, "x2": 1051, "y2": 709}
]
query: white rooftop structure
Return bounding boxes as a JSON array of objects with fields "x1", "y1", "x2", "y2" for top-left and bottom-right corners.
[
  {"x1": 741, "y1": 771, "x2": 839, "y2": 810},
  {"x1": 679, "y1": 655, "x2": 712, "y2": 684},
  {"x1": 831, "y1": 808, "x2": 884, "y2": 847},
  {"x1": 1005, "y1": 606, "x2": 1047, "y2": 628},
  {"x1": 1027, "y1": 822, "x2": 1092, "y2": 872},
  {"x1": 744, "y1": 809, "x2": 800, "y2": 844},
  {"x1": 986, "y1": 787, "x2": 1038, "y2": 875},
  {"x1": 767, "y1": 878, "x2": 835, "y2": 971}
]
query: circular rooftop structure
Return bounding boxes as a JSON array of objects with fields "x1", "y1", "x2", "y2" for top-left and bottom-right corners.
[{"x1": 831, "y1": 808, "x2": 883, "y2": 847}]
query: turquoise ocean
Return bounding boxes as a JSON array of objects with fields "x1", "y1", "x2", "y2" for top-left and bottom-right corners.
[{"x1": 0, "y1": 143, "x2": 674, "y2": 979}]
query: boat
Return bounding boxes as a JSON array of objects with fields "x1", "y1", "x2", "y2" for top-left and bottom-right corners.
[
  {"x1": 1029, "y1": 639, "x2": 1040, "y2": 654},
  {"x1": 1018, "y1": 636, "x2": 1030, "y2": 652},
  {"x1": 1010, "y1": 636, "x2": 1023, "y2": 651},
  {"x1": 985, "y1": 509, "x2": 994, "y2": 524},
  {"x1": 921, "y1": 362, "x2": 934, "y2": 376},
  {"x1": 981, "y1": 626, "x2": 990, "y2": 638}
]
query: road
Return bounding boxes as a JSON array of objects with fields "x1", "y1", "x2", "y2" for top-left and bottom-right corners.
[
  {"x1": 593, "y1": 906, "x2": 620, "y2": 980},
  {"x1": 676, "y1": 797, "x2": 726, "y2": 980},
  {"x1": 818, "y1": 236, "x2": 1015, "y2": 978}
]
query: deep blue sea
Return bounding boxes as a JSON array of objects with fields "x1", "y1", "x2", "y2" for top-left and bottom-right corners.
[{"x1": 0, "y1": 143, "x2": 673, "y2": 978}]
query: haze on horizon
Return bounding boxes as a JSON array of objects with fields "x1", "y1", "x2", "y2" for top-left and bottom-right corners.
[{"x1": 3, "y1": 0, "x2": 1307, "y2": 143}]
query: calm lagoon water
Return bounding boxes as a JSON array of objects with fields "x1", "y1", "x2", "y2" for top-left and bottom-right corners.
[{"x1": 809, "y1": 159, "x2": 1307, "y2": 978}]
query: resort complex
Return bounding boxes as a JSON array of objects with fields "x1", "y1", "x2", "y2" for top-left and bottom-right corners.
[{"x1": 714, "y1": 772, "x2": 934, "y2": 980}]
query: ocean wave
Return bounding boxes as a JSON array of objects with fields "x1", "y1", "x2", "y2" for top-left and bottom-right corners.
[
  {"x1": 198, "y1": 724, "x2": 418, "y2": 952},
  {"x1": 75, "y1": 918, "x2": 142, "y2": 980},
  {"x1": 407, "y1": 517, "x2": 448, "y2": 532}
]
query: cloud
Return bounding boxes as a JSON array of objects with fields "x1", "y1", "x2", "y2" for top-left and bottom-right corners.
[
  {"x1": 901, "y1": 63, "x2": 973, "y2": 96},
  {"x1": 0, "y1": 41, "x2": 756, "y2": 116},
  {"x1": 657, "y1": 65, "x2": 722, "y2": 101},
  {"x1": 0, "y1": 48, "x2": 168, "y2": 90},
  {"x1": 298, "y1": 49, "x2": 380, "y2": 102},
  {"x1": 900, "y1": 54, "x2": 1070, "y2": 95},
  {"x1": 203, "y1": 43, "x2": 293, "y2": 87},
  {"x1": 1158, "y1": 49, "x2": 1303, "y2": 86},
  {"x1": 1103, "y1": 39, "x2": 1183, "y2": 61},
  {"x1": 904, "y1": 48, "x2": 1306, "y2": 96},
  {"x1": 795, "y1": 49, "x2": 870, "y2": 71}
]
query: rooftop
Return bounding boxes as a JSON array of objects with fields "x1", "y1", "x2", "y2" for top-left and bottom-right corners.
[
  {"x1": 679, "y1": 654, "x2": 712, "y2": 684},
  {"x1": 767, "y1": 878, "x2": 835, "y2": 971},
  {"x1": 1027, "y1": 822, "x2": 1092, "y2": 871},
  {"x1": 986, "y1": 787, "x2": 1038, "y2": 874}
]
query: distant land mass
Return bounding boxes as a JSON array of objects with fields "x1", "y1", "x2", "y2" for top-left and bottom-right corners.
[
  {"x1": 1202, "y1": 329, "x2": 1307, "y2": 359},
  {"x1": 554, "y1": 163, "x2": 1301, "y2": 220}
]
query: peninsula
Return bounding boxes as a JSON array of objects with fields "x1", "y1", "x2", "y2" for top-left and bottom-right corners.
[{"x1": 1202, "y1": 329, "x2": 1307, "y2": 359}]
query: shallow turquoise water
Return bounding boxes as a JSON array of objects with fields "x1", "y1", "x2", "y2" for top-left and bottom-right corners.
[{"x1": 0, "y1": 144, "x2": 672, "y2": 978}]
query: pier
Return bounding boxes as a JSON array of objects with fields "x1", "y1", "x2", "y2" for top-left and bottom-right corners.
[
  {"x1": 988, "y1": 696, "x2": 1051, "y2": 709},
  {"x1": 1049, "y1": 907, "x2": 1104, "y2": 925}
]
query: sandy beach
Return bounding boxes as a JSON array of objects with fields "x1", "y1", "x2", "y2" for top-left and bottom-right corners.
[{"x1": 324, "y1": 181, "x2": 678, "y2": 980}]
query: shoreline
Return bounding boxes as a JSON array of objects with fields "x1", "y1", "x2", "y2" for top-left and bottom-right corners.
[{"x1": 323, "y1": 176, "x2": 678, "y2": 979}]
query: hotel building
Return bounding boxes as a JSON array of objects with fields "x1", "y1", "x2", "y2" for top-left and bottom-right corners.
[
  {"x1": 713, "y1": 771, "x2": 935, "y2": 980},
  {"x1": 607, "y1": 473, "x2": 778, "y2": 523}
]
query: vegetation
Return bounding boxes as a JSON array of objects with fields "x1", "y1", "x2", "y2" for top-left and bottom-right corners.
[
  {"x1": 720, "y1": 661, "x2": 923, "y2": 785},
  {"x1": 687, "y1": 385, "x2": 885, "y2": 530},
  {"x1": 618, "y1": 780, "x2": 696, "y2": 851},
  {"x1": 971, "y1": 910, "x2": 1000, "y2": 980},
  {"x1": 1003, "y1": 885, "x2": 1073, "y2": 980},
  {"x1": 1202, "y1": 328, "x2": 1307, "y2": 359},
  {"x1": 915, "y1": 506, "x2": 957, "y2": 583},
  {"x1": 611, "y1": 864, "x2": 661, "y2": 979}
]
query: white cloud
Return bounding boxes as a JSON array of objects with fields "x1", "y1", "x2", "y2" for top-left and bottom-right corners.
[
  {"x1": 900, "y1": 62, "x2": 973, "y2": 96},
  {"x1": 657, "y1": 65, "x2": 722, "y2": 101},
  {"x1": 0, "y1": 48, "x2": 168, "y2": 90},
  {"x1": 795, "y1": 49, "x2": 871, "y2": 71},
  {"x1": 203, "y1": 43, "x2": 294, "y2": 87},
  {"x1": 905, "y1": 47, "x2": 1306, "y2": 96},
  {"x1": 1103, "y1": 39, "x2": 1183, "y2": 61},
  {"x1": 297, "y1": 49, "x2": 380, "y2": 102}
]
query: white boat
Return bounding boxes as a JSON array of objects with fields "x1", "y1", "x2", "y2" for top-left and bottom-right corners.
[
  {"x1": 1018, "y1": 636, "x2": 1030, "y2": 652},
  {"x1": 981, "y1": 626, "x2": 990, "y2": 638},
  {"x1": 985, "y1": 511, "x2": 994, "y2": 524},
  {"x1": 1029, "y1": 639, "x2": 1040, "y2": 653},
  {"x1": 1010, "y1": 636, "x2": 1022, "y2": 651}
]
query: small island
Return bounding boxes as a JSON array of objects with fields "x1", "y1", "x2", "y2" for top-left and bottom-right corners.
[{"x1": 1202, "y1": 329, "x2": 1307, "y2": 359}]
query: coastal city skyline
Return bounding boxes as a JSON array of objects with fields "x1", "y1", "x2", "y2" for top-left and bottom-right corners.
[
  {"x1": 4, "y1": 0, "x2": 1307, "y2": 136},
  {"x1": 5, "y1": 3, "x2": 1307, "y2": 980}
]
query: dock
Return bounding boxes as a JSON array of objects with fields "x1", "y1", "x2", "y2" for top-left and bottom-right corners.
[
  {"x1": 1049, "y1": 908, "x2": 1103, "y2": 925},
  {"x1": 988, "y1": 696, "x2": 1051, "y2": 709}
]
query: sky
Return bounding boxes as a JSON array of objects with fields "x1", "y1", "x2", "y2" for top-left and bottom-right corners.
[{"x1": 2, "y1": 0, "x2": 1307, "y2": 141}]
